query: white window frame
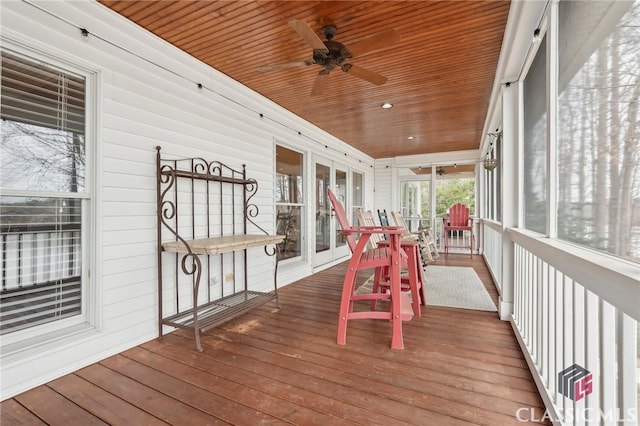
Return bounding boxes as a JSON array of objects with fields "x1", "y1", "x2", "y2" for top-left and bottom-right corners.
[
  {"x1": 0, "y1": 39, "x2": 99, "y2": 351},
  {"x1": 274, "y1": 142, "x2": 306, "y2": 262}
]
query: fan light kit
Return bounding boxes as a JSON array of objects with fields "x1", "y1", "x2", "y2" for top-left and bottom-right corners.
[{"x1": 258, "y1": 20, "x2": 400, "y2": 96}]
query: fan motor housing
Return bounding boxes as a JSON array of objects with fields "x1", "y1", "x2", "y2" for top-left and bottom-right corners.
[{"x1": 313, "y1": 40, "x2": 351, "y2": 70}]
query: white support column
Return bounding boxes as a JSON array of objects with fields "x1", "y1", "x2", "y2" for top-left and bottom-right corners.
[{"x1": 498, "y1": 82, "x2": 521, "y2": 320}]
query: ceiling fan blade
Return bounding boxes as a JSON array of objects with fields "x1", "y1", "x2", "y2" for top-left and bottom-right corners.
[
  {"x1": 346, "y1": 28, "x2": 400, "y2": 57},
  {"x1": 311, "y1": 72, "x2": 330, "y2": 96},
  {"x1": 289, "y1": 20, "x2": 329, "y2": 52},
  {"x1": 257, "y1": 61, "x2": 314, "y2": 72},
  {"x1": 343, "y1": 64, "x2": 387, "y2": 85}
]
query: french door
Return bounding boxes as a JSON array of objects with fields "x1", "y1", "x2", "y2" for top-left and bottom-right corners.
[{"x1": 313, "y1": 157, "x2": 350, "y2": 268}]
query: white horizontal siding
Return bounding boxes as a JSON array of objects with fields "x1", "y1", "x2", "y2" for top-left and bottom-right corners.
[
  {"x1": 0, "y1": 0, "x2": 374, "y2": 399},
  {"x1": 102, "y1": 254, "x2": 156, "y2": 278},
  {"x1": 374, "y1": 159, "x2": 394, "y2": 212}
]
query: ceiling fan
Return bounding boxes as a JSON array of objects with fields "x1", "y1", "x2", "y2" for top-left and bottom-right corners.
[{"x1": 258, "y1": 20, "x2": 399, "y2": 96}]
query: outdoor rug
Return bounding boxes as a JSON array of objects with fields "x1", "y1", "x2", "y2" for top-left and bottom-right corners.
[{"x1": 356, "y1": 265, "x2": 497, "y2": 312}]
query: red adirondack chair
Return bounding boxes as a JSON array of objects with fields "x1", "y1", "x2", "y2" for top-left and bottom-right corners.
[
  {"x1": 327, "y1": 189, "x2": 413, "y2": 349},
  {"x1": 442, "y1": 203, "x2": 474, "y2": 258}
]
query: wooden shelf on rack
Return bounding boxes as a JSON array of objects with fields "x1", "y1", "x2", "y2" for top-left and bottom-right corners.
[{"x1": 162, "y1": 234, "x2": 284, "y2": 255}]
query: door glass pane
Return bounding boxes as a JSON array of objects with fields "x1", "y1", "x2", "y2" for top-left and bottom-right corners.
[
  {"x1": 334, "y1": 168, "x2": 347, "y2": 248},
  {"x1": 400, "y1": 180, "x2": 431, "y2": 231},
  {"x1": 315, "y1": 164, "x2": 330, "y2": 254},
  {"x1": 435, "y1": 175, "x2": 475, "y2": 252},
  {"x1": 351, "y1": 172, "x2": 363, "y2": 225}
]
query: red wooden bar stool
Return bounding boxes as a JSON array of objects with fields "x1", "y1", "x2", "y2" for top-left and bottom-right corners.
[
  {"x1": 328, "y1": 189, "x2": 413, "y2": 349},
  {"x1": 374, "y1": 239, "x2": 426, "y2": 317}
]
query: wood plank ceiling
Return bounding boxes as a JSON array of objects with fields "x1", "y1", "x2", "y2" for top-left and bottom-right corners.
[{"x1": 99, "y1": 1, "x2": 510, "y2": 160}]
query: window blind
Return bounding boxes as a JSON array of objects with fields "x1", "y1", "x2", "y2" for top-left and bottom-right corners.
[
  {"x1": 1, "y1": 51, "x2": 85, "y2": 134},
  {"x1": 0, "y1": 49, "x2": 86, "y2": 335}
]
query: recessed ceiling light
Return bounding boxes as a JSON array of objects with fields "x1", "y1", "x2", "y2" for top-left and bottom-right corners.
[
  {"x1": 381, "y1": 102, "x2": 393, "y2": 109},
  {"x1": 407, "y1": 136, "x2": 415, "y2": 140}
]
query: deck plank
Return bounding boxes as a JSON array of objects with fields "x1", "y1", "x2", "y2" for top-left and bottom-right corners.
[
  {"x1": 0, "y1": 399, "x2": 47, "y2": 425},
  {"x1": 202, "y1": 323, "x2": 535, "y2": 425},
  {"x1": 2, "y1": 255, "x2": 550, "y2": 425},
  {"x1": 99, "y1": 355, "x2": 286, "y2": 425},
  {"x1": 46, "y1": 374, "x2": 169, "y2": 425},
  {"x1": 13, "y1": 386, "x2": 107, "y2": 425},
  {"x1": 143, "y1": 335, "x2": 410, "y2": 426},
  {"x1": 120, "y1": 345, "x2": 350, "y2": 425},
  {"x1": 75, "y1": 364, "x2": 229, "y2": 425}
]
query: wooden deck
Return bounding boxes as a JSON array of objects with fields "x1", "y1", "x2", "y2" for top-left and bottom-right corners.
[{"x1": 1, "y1": 254, "x2": 549, "y2": 425}]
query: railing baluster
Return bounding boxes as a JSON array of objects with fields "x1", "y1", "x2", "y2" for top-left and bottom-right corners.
[
  {"x1": 600, "y1": 300, "x2": 616, "y2": 426},
  {"x1": 528, "y1": 251, "x2": 535, "y2": 350},
  {"x1": 514, "y1": 245, "x2": 521, "y2": 325},
  {"x1": 541, "y1": 261, "x2": 549, "y2": 387},
  {"x1": 534, "y1": 257, "x2": 542, "y2": 366},
  {"x1": 17, "y1": 233, "x2": 22, "y2": 287},
  {"x1": 573, "y1": 284, "x2": 586, "y2": 426},
  {"x1": 618, "y1": 312, "x2": 638, "y2": 426},
  {"x1": 563, "y1": 275, "x2": 574, "y2": 421},
  {"x1": 2, "y1": 233, "x2": 6, "y2": 291},
  {"x1": 31, "y1": 233, "x2": 37, "y2": 285},
  {"x1": 584, "y1": 290, "x2": 599, "y2": 425},
  {"x1": 552, "y1": 270, "x2": 565, "y2": 405},
  {"x1": 549, "y1": 266, "x2": 559, "y2": 403}
]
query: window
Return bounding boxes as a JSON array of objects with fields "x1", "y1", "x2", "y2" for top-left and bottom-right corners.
[
  {"x1": 523, "y1": 34, "x2": 548, "y2": 234},
  {"x1": 275, "y1": 145, "x2": 304, "y2": 260},
  {"x1": 0, "y1": 48, "x2": 92, "y2": 336},
  {"x1": 557, "y1": 1, "x2": 640, "y2": 261}
]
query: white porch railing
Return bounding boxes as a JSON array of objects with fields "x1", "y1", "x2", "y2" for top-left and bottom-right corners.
[
  {"x1": 389, "y1": 215, "x2": 482, "y2": 255},
  {"x1": 0, "y1": 224, "x2": 82, "y2": 334},
  {"x1": 486, "y1": 223, "x2": 639, "y2": 425}
]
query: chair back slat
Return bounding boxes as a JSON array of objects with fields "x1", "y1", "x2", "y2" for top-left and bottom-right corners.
[
  {"x1": 390, "y1": 211, "x2": 412, "y2": 237},
  {"x1": 356, "y1": 209, "x2": 383, "y2": 249},
  {"x1": 448, "y1": 203, "x2": 470, "y2": 227},
  {"x1": 327, "y1": 189, "x2": 358, "y2": 252}
]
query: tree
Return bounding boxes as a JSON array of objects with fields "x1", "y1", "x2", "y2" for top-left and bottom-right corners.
[{"x1": 435, "y1": 178, "x2": 475, "y2": 217}]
